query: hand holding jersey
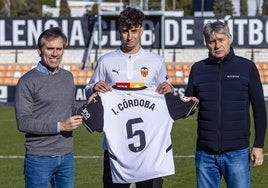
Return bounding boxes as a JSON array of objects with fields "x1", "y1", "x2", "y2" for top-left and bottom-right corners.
[
  {"x1": 156, "y1": 81, "x2": 174, "y2": 95},
  {"x1": 93, "y1": 80, "x2": 112, "y2": 93},
  {"x1": 78, "y1": 87, "x2": 198, "y2": 183},
  {"x1": 93, "y1": 80, "x2": 174, "y2": 95}
]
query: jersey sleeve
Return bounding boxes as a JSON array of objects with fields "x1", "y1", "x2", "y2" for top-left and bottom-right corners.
[
  {"x1": 84, "y1": 56, "x2": 105, "y2": 99},
  {"x1": 78, "y1": 95, "x2": 104, "y2": 132},
  {"x1": 157, "y1": 57, "x2": 170, "y2": 84},
  {"x1": 165, "y1": 93, "x2": 197, "y2": 120}
]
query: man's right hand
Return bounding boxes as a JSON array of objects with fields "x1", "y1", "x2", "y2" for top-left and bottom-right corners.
[{"x1": 93, "y1": 80, "x2": 112, "y2": 93}]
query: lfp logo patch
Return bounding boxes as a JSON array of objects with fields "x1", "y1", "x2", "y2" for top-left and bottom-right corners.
[{"x1": 179, "y1": 95, "x2": 191, "y2": 102}]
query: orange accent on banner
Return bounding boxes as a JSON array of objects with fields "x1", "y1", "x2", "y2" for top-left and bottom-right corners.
[
  {"x1": 130, "y1": 82, "x2": 145, "y2": 88},
  {"x1": 116, "y1": 82, "x2": 145, "y2": 88}
]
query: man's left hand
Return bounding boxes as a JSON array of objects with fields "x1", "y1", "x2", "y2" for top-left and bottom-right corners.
[
  {"x1": 156, "y1": 82, "x2": 174, "y2": 94},
  {"x1": 251, "y1": 147, "x2": 264, "y2": 167}
]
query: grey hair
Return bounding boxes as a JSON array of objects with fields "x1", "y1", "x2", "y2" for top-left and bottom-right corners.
[{"x1": 203, "y1": 21, "x2": 231, "y2": 42}]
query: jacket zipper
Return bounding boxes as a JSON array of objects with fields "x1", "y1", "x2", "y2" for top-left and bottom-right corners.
[{"x1": 218, "y1": 62, "x2": 222, "y2": 154}]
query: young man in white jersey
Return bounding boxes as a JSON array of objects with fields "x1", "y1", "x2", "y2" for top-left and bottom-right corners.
[{"x1": 85, "y1": 7, "x2": 175, "y2": 188}]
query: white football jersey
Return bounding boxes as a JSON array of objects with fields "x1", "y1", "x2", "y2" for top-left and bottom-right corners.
[
  {"x1": 85, "y1": 48, "x2": 169, "y2": 98},
  {"x1": 80, "y1": 87, "x2": 197, "y2": 183}
]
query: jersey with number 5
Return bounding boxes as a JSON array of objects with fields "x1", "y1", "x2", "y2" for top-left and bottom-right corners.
[{"x1": 81, "y1": 87, "x2": 197, "y2": 183}]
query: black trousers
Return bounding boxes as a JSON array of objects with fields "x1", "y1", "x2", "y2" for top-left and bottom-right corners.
[{"x1": 103, "y1": 150, "x2": 163, "y2": 188}]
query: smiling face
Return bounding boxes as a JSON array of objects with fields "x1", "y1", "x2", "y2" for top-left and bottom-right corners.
[
  {"x1": 206, "y1": 32, "x2": 233, "y2": 59},
  {"x1": 37, "y1": 36, "x2": 64, "y2": 73},
  {"x1": 120, "y1": 25, "x2": 143, "y2": 54}
]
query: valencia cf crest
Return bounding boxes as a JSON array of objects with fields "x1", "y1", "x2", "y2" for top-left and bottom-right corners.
[{"x1": 140, "y1": 67, "x2": 149, "y2": 77}]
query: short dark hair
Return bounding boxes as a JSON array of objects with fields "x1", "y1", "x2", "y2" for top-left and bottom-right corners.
[
  {"x1": 37, "y1": 27, "x2": 68, "y2": 49},
  {"x1": 118, "y1": 7, "x2": 145, "y2": 29}
]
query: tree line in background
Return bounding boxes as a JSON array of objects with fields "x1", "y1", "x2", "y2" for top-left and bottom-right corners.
[
  {"x1": 0, "y1": 0, "x2": 268, "y2": 17},
  {"x1": 0, "y1": 0, "x2": 69, "y2": 17}
]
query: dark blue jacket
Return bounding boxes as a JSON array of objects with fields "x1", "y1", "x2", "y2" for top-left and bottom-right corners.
[{"x1": 185, "y1": 48, "x2": 267, "y2": 153}]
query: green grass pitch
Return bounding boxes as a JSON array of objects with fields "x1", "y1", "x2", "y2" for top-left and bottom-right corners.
[{"x1": 0, "y1": 106, "x2": 267, "y2": 187}]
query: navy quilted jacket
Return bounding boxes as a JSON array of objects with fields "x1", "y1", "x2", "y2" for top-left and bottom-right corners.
[{"x1": 185, "y1": 48, "x2": 267, "y2": 153}]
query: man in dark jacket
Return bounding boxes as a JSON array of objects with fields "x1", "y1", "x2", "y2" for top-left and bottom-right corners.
[{"x1": 185, "y1": 20, "x2": 267, "y2": 188}]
